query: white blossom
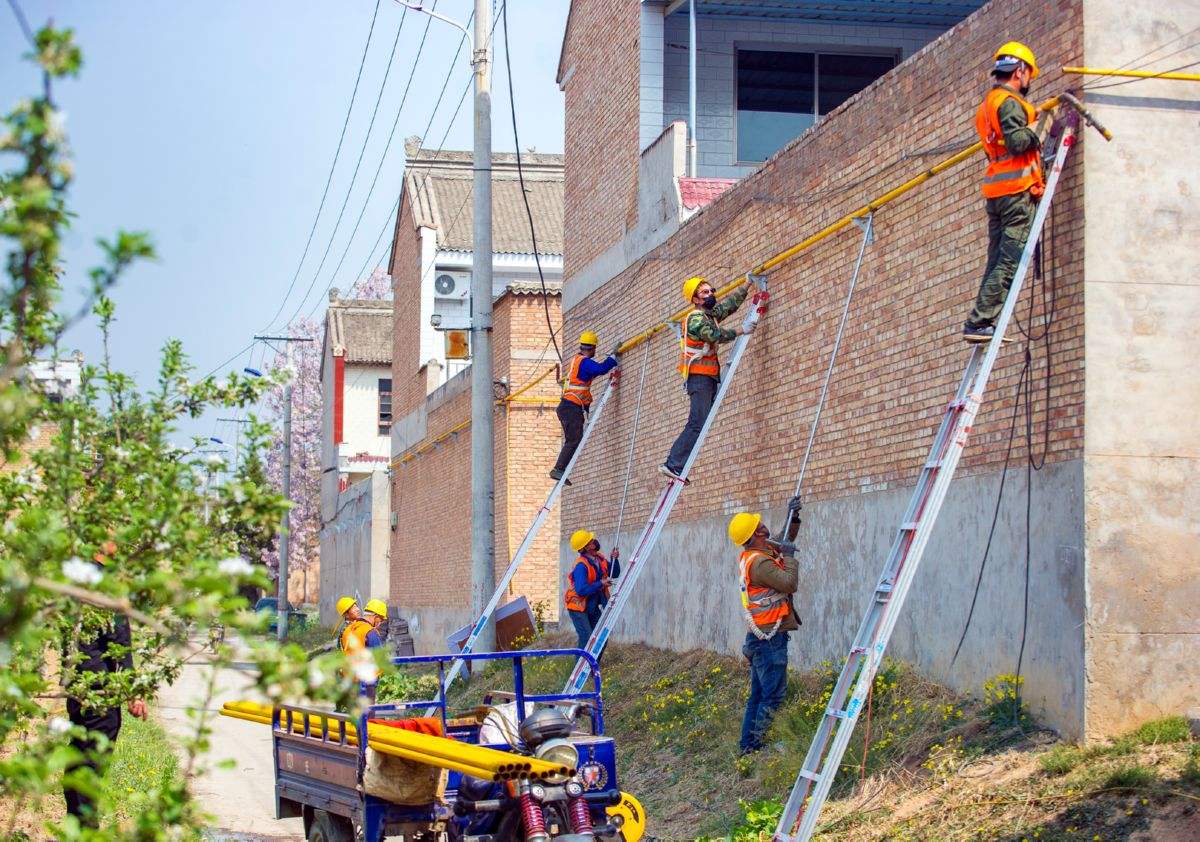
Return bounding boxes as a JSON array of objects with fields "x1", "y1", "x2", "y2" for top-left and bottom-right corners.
[
  {"x1": 205, "y1": 453, "x2": 225, "y2": 468},
  {"x1": 308, "y1": 661, "x2": 327, "y2": 688},
  {"x1": 48, "y1": 716, "x2": 71, "y2": 736},
  {"x1": 351, "y1": 651, "x2": 378, "y2": 683},
  {"x1": 0, "y1": 195, "x2": 14, "y2": 216},
  {"x1": 214, "y1": 379, "x2": 227, "y2": 391},
  {"x1": 217, "y1": 557, "x2": 254, "y2": 577},
  {"x1": 45, "y1": 109, "x2": 67, "y2": 142},
  {"x1": 232, "y1": 485, "x2": 247, "y2": 504},
  {"x1": 62, "y1": 556, "x2": 102, "y2": 586}
]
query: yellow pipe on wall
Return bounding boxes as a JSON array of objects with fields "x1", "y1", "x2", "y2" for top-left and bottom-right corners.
[{"x1": 1063, "y1": 66, "x2": 1200, "y2": 82}]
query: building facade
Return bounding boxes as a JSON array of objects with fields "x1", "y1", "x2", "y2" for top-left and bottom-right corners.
[
  {"x1": 318, "y1": 296, "x2": 394, "y2": 626},
  {"x1": 555, "y1": 0, "x2": 1198, "y2": 739},
  {"x1": 388, "y1": 146, "x2": 567, "y2": 652}
]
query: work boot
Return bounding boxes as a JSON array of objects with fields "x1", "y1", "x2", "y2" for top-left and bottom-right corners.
[
  {"x1": 548, "y1": 468, "x2": 572, "y2": 487},
  {"x1": 962, "y1": 321, "x2": 994, "y2": 343},
  {"x1": 658, "y1": 464, "x2": 689, "y2": 484}
]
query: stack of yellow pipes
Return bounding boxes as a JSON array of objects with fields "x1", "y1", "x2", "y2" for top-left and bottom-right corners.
[{"x1": 219, "y1": 700, "x2": 572, "y2": 783}]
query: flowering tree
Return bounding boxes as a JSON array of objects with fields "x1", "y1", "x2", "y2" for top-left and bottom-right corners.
[{"x1": 261, "y1": 271, "x2": 392, "y2": 602}]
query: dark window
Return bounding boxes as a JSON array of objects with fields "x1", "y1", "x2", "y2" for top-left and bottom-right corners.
[
  {"x1": 378, "y1": 378, "x2": 392, "y2": 435},
  {"x1": 737, "y1": 49, "x2": 896, "y2": 162}
]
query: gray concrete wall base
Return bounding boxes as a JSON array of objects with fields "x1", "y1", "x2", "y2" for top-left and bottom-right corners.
[{"x1": 561, "y1": 459, "x2": 1086, "y2": 738}]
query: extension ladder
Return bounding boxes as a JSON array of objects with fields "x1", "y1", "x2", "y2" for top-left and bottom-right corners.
[
  {"x1": 429, "y1": 378, "x2": 618, "y2": 712},
  {"x1": 563, "y1": 278, "x2": 771, "y2": 695},
  {"x1": 773, "y1": 122, "x2": 1079, "y2": 841}
]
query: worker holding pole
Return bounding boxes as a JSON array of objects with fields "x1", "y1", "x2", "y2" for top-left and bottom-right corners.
[
  {"x1": 963, "y1": 42, "x2": 1057, "y2": 343},
  {"x1": 660, "y1": 277, "x2": 757, "y2": 480},
  {"x1": 550, "y1": 331, "x2": 620, "y2": 485},
  {"x1": 728, "y1": 512, "x2": 800, "y2": 755},
  {"x1": 563, "y1": 529, "x2": 619, "y2": 650}
]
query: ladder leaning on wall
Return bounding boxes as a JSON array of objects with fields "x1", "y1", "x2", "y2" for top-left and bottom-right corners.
[{"x1": 772, "y1": 117, "x2": 1084, "y2": 842}]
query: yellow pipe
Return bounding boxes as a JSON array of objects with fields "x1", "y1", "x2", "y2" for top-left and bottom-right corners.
[
  {"x1": 1063, "y1": 66, "x2": 1200, "y2": 82},
  {"x1": 222, "y1": 702, "x2": 572, "y2": 779},
  {"x1": 505, "y1": 365, "x2": 559, "y2": 402}
]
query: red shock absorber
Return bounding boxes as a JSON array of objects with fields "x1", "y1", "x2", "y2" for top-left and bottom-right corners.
[
  {"x1": 518, "y1": 782, "x2": 549, "y2": 842},
  {"x1": 568, "y1": 795, "x2": 595, "y2": 836}
]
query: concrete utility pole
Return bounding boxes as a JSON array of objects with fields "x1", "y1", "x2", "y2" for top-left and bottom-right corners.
[
  {"x1": 470, "y1": 0, "x2": 496, "y2": 652},
  {"x1": 254, "y1": 334, "x2": 314, "y2": 641}
]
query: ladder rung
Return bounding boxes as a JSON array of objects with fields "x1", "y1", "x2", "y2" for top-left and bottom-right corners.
[
  {"x1": 876, "y1": 581, "x2": 893, "y2": 593},
  {"x1": 825, "y1": 708, "x2": 850, "y2": 720},
  {"x1": 900, "y1": 521, "x2": 918, "y2": 531},
  {"x1": 797, "y1": 768, "x2": 822, "y2": 782}
]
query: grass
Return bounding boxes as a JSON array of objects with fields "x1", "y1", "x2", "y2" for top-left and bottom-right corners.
[
  {"x1": 105, "y1": 715, "x2": 187, "y2": 824},
  {"x1": 281, "y1": 621, "x2": 341, "y2": 655}
]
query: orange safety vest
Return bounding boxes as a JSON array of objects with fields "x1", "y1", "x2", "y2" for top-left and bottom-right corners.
[
  {"x1": 564, "y1": 553, "x2": 610, "y2": 613},
  {"x1": 739, "y1": 549, "x2": 790, "y2": 639},
  {"x1": 976, "y1": 85, "x2": 1045, "y2": 200},
  {"x1": 561, "y1": 354, "x2": 593, "y2": 407},
  {"x1": 677, "y1": 310, "x2": 719, "y2": 378},
  {"x1": 339, "y1": 619, "x2": 374, "y2": 654}
]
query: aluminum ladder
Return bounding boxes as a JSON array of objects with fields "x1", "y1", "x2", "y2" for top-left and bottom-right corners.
[
  {"x1": 428, "y1": 377, "x2": 618, "y2": 712},
  {"x1": 563, "y1": 278, "x2": 771, "y2": 694},
  {"x1": 773, "y1": 122, "x2": 1078, "y2": 841}
]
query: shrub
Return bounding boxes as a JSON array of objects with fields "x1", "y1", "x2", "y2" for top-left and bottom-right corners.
[
  {"x1": 1124, "y1": 716, "x2": 1192, "y2": 747},
  {"x1": 376, "y1": 671, "x2": 441, "y2": 704},
  {"x1": 1103, "y1": 764, "x2": 1158, "y2": 789},
  {"x1": 729, "y1": 797, "x2": 783, "y2": 841},
  {"x1": 982, "y1": 674, "x2": 1029, "y2": 727},
  {"x1": 1039, "y1": 744, "x2": 1084, "y2": 776}
]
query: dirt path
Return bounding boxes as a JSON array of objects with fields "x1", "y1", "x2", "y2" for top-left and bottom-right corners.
[{"x1": 156, "y1": 636, "x2": 304, "y2": 841}]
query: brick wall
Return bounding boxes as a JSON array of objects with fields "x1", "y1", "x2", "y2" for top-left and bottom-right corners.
[
  {"x1": 560, "y1": 0, "x2": 642, "y2": 275},
  {"x1": 389, "y1": 190, "x2": 428, "y2": 420},
  {"x1": 564, "y1": 0, "x2": 1084, "y2": 532}
]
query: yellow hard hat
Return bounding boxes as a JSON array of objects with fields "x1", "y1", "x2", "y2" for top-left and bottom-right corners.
[
  {"x1": 570, "y1": 529, "x2": 596, "y2": 553},
  {"x1": 994, "y1": 41, "x2": 1038, "y2": 80},
  {"x1": 364, "y1": 598, "x2": 388, "y2": 619},
  {"x1": 681, "y1": 276, "x2": 706, "y2": 302},
  {"x1": 606, "y1": 791, "x2": 646, "y2": 842},
  {"x1": 728, "y1": 512, "x2": 762, "y2": 546},
  {"x1": 579, "y1": 330, "x2": 599, "y2": 346},
  {"x1": 336, "y1": 596, "x2": 357, "y2": 616}
]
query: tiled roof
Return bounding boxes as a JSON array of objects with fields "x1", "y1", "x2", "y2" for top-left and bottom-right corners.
[
  {"x1": 325, "y1": 298, "x2": 392, "y2": 365},
  {"x1": 679, "y1": 177, "x2": 739, "y2": 211},
  {"x1": 403, "y1": 143, "x2": 564, "y2": 255},
  {"x1": 506, "y1": 279, "x2": 563, "y2": 297}
]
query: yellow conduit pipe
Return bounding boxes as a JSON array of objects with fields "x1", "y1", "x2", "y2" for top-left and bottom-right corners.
[
  {"x1": 1063, "y1": 66, "x2": 1200, "y2": 82},
  {"x1": 222, "y1": 702, "x2": 573, "y2": 779},
  {"x1": 219, "y1": 708, "x2": 504, "y2": 781}
]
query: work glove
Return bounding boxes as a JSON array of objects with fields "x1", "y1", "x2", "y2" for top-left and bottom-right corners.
[{"x1": 610, "y1": 343, "x2": 622, "y2": 360}]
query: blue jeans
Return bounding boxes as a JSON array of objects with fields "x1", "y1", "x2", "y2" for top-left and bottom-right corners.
[
  {"x1": 740, "y1": 631, "x2": 790, "y2": 753},
  {"x1": 568, "y1": 610, "x2": 592, "y2": 651}
]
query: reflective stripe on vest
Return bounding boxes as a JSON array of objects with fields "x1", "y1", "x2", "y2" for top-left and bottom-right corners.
[
  {"x1": 561, "y1": 354, "x2": 593, "y2": 407},
  {"x1": 564, "y1": 553, "x2": 609, "y2": 613},
  {"x1": 739, "y1": 549, "x2": 790, "y2": 639},
  {"x1": 975, "y1": 85, "x2": 1045, "y2": 199},
  {"x1": 677, "y1": 310, "x2": 719, "y2": 378}
]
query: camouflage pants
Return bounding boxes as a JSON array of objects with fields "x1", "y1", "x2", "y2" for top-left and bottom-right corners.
[{"x1": 968, "y1": 191, "x2": 1037, "y2": 325}]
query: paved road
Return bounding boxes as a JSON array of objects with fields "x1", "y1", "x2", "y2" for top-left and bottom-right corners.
[{"x1": 156, "y1": 637, "x2": 304, "y2": 841}]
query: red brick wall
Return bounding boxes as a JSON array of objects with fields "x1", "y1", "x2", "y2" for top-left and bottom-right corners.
[
  {"x1": 389, "y1": 191, "x2": 427, "y2": 419},
  {"x1": 561, "y1": 0, "x2": 1085, "y2": 533},
  {"x1": 560, "y1": 0, "x2": 641, "y2": 275}
]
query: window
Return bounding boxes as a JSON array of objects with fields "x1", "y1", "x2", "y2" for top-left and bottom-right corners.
[
  {"x1": 737, "y1": 49, "x2": 896, "y2": 163},
  {"x1": 378, "y1": 378, "x2": 392, "y2": 436}
]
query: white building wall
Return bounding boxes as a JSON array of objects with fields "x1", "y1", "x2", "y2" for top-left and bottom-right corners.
[
  {"x1": 657, "y1": 13, "x2": 943, "y2": 177},
  {"x1": 319, "y1": 472, "x2": 391, "y2": 627},
  {"x1": 639, "y1": 3, "x2": 666, "y2": 151},
  {"x1": 342, "y1": 363, "x2": 392, "y2": 461},
  {"x1": 320, "y1": 339, "x2": 340, "y2": 520}
]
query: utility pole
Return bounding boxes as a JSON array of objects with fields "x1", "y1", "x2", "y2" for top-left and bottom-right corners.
[
  {"x1": 254, "y1": 334, "x2": 313, "y2": 641},
  {"x1": 217, "y1": 417, "x2": 253, "y2": 474},
  {"x1": 470, "y1": 0, "x2": 496, "y2": 652}
]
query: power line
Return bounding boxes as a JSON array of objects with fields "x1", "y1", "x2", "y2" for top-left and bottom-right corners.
[
  {"x1": 260, "y1": 0, "x2": 384, "y2": 333},
  {"x1": 501, "y1": 1, "x2": 562, "y2": 365},
  {"x1": 6, "y1": 0, "x2": 34, "y2": 46}
]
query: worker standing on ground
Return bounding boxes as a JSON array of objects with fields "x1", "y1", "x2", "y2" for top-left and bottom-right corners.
[
  {"x1": 551, "y1": 331, "x2": 620, "y2": 485},
  {"x1": 563, "y1": 529, "x2": 618, "y2": 650},
  {"x1": 728, "y1": 512, "x2": 800, "y2": 755},
  {"x1": 661, "y1": 277, "x2": 758, "y2": 480},
  {"x1": 963, "y1": 42, "x2": 1056, "y2": 343},
  {"x1": 337, "y1": 596, "x2": 374, "y2": 654},
  {"x1": 61, "y1": 594, "x2": 149, "y2": 826},
  {"x1": 362, "y1": 599, "x2": 388, "y2": 649}
]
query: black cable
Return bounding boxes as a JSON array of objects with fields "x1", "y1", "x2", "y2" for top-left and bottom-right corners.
[
  {"x1": 283, "y1": 3, "x2": 410, "y2": 325},
  {"x1": 501, "y1": 1, "x2": 562, "y2": 365},
  {"x1": 6, "y1": 0, "x2": 34, "y2": 45},
  {"x1": 261, "y1": 0, "x2": 384, "y2": 333}
]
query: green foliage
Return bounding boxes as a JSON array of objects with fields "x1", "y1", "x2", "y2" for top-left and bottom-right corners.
[
  {"x1": 982, "y1": 673, "x2": 1029, "y2": 728},
  {"x1": 1102, "y1": 763, "x2": 1158, "y2": 789},
  {"x1": 105, "y1": 717, "x2": 185, "y2": 825},
  {"x1": 1183, "y1": 744, "x2": 1200, "y2": 786},
  {"x1": 728, "y1": 797, "x2": 782, "y2": 840},
  {"x1": 376, "y1": 671, "x2": 441, "y2": 705},
  {"x1": 1039, "y1": 744, "x2": 1084, "y2": 776},
  {"x1": 1123, "y1": 716, "x2": 1192, "y2": 747}
]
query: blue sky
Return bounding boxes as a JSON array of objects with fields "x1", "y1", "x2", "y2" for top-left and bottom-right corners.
[{"x1": 2, "y1": 0, "x2": 568, "y2": 444}]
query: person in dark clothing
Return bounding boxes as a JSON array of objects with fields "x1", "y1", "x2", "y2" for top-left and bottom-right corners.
[
  {"x1": 63, "y1": 609, "x2": 147, "y2": 826},
  {"x1": 551, "y1": 331, "x2": 619, "y2": 485},
  {"x1": 661, "y1": 276, "x2": 758, "y2": 480}
]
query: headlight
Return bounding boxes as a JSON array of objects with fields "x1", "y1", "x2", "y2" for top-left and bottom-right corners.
[{"x1": 534, "y1": 738, "x2": 579, "y2": 784}]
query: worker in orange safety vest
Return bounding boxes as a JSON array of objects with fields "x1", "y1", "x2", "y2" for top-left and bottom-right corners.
[
  {"x1": 551, "y1": 331, "x2": 620, "y2": 486},
  {"x1": 563, "y1": 529, "x2": 621, "y2": 650},
  {"x1": 963, "y1": 41, "x2": 1057, "y2": 343},
  {"x1": 728, "y1": 511, "x2": 800, "y2": 754}
]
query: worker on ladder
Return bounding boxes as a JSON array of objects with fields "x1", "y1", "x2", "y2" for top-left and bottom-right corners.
[
  {"x1": 551, "y1": 330, "x2": 620, "y2": 485},
  {"x1": 963, "y1": 41, "x2": 1057, "y2": 343},
  {"x1": 660, "y1": 276, "x2": 758, "y2": 480},
  {"x1": 564, "y1": 529, "x2": 619, "y2": 650},
  {"x1": 728, "y1": 512, "x2": 800, "y2": 755}
]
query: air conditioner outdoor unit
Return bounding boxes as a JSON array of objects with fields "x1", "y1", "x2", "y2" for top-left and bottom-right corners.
[{"x1": 433, "y1": 272, "x2": 470, "y2": 300}]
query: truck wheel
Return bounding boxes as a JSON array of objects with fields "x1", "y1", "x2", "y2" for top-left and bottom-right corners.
[{"x1": 308, "y1": 810, "x2": 355, "y2": 842}]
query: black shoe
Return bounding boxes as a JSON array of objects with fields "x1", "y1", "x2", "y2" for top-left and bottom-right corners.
[
  {"x1": 549, "y1": 468, "x2": 572, "y2": 487},
  {"x1": 962, "y1": 321, "x2": 994, "y2": 343}
]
